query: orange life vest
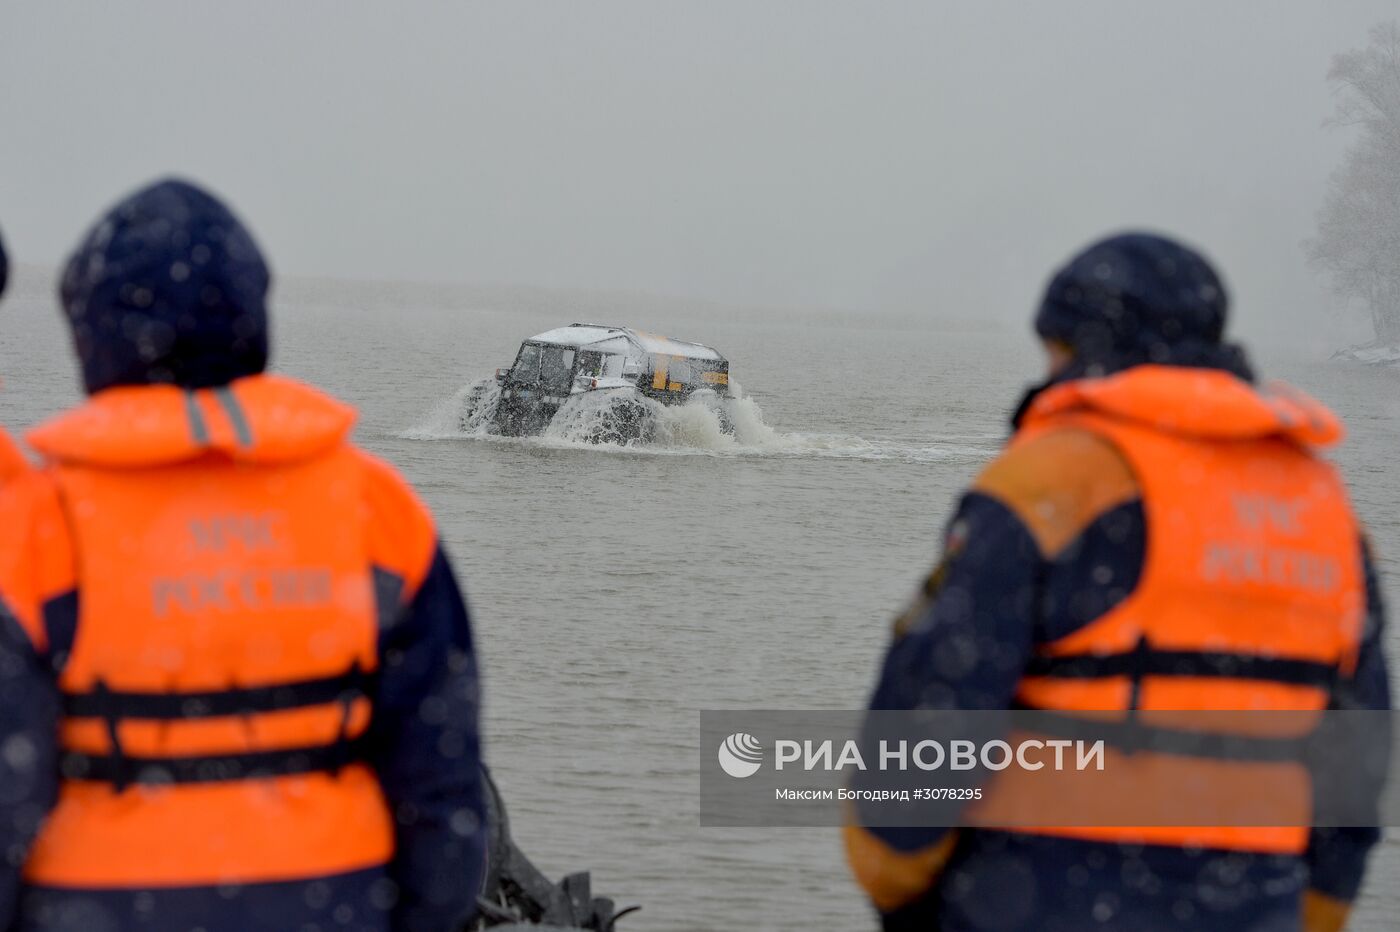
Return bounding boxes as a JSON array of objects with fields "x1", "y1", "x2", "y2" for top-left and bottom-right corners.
[
  {"x1": 13, "y1": 375, "x2": 414, "y2": 889},
  {"x1": 967, "y1": 366, "x2": 1365, "y2": 854}
]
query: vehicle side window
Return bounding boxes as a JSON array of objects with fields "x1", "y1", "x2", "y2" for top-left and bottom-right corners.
[
  {"x1": 513, "y1": 343, "x2": 541, "y2": 381},
  {"x1": 602, "y1": 355, "x2": 624, "y2": 378},
  {"x1": 540, "y1": 347, "x2": 575, "y2": 391},
  {"x1": 668, "y1": 356, "x2": 692, "y2": 384},
  {"x1": 576, "y1": 351, "x2": 604, "y2": 378}
]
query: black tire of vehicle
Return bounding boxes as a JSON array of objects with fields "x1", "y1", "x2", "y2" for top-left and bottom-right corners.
[{"x1": 578, "y1": 393, "x2": 655, "y2": 445}]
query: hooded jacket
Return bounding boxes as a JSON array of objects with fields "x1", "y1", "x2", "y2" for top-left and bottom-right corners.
[
  {"x1": 847, "y1": 234, "x2": 1388, "y2": 932},
  {"x1": 0, "y1": 181, "x2": 485, "y2": 932}
]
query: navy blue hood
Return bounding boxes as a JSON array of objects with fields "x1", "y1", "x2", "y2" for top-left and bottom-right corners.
[
  {"x1": 1012, "y1": 232, "x2": 1253, "y2": 430},
  {"x1": 1033, "y1": 232, "x2": 1252, "y2": 382},
  {"x1": 59, "y1": 179, "x2": 270, "y2": 395}
]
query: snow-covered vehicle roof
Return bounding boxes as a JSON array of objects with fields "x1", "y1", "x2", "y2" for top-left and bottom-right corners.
[{"x1": 525, "y1": 324, "x2": 725, "y2": 362}]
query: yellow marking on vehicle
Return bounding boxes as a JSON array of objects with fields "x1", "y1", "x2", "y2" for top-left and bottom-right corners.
[
  {"x1": 701, "y1": 371, "x2": 729, "y2": 385},
  {"x1": 652, "y1": 355, "x2": 669, "y2": 391},
  {"x1": 667, "y1": 354, "x2": 687, "y2": 391}
]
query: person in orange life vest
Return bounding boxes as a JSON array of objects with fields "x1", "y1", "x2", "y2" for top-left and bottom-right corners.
[
  {"x1": 844, "y1": 233, "x2": 1389, "y2": 932},
  {"x1": 0, "y1": 179, "x2": 485, "y2": 932},
  {"x1": 0, "y1": 225, "x2": 29, "y2": 482}
]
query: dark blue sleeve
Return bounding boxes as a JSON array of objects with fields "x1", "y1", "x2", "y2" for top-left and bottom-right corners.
[
  {"x1": 870, "y1": 492, "x2": 1040, "y2": 715},
  {"x1": 0, "y1": 604, "x2": 59, "y2": 926},
  {"x1": 861, "y1": 492, "x2": 1041, "y2": 855},
  {"x1": 1306, "y1": 536, "x2": 1391, "y2": 901},
  {"x1": 370, "y1": 545, "x2": 486, "y2": 932}
]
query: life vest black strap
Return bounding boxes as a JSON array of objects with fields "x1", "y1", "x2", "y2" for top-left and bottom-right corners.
[
  {"x1": 58, "y1": 664, "x2": 373, "y2": 792},
  {"x1": 61, "y1": 667, "x2": 372, "y2": 720},
  {"x1": 59, "y1": 737, "x2": 371, "y2": 787},
  {"x1": 1024, "y1": 648, "x2": 1337, "y2": 689}
]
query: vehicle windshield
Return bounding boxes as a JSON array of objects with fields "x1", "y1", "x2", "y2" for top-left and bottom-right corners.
[
  {"x1": 539, "y1": 345, "x2": 575, "y2": 391},
  {"x1": 511, "y1": 343, "x2": 541, "y2": 382}
]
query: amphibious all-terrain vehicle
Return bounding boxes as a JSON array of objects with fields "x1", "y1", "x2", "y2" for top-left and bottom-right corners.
[{"x1": 462, "y1": 324, "x2": 732, "y2": 443}]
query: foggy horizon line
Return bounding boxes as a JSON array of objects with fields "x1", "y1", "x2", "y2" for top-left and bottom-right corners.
[{"x1": 2, "y1": 261, "x2": 1021, "y2": 331}]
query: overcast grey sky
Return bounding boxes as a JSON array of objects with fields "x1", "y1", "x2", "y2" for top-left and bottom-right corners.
[{"x1": 1, "y1": 2, "x2": 1393, "y2": 332}]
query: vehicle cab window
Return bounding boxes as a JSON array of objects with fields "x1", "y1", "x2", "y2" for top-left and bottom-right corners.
[
  {"x1": 540, "y1": 347, "x2": 575, "y2": 391},
  {"x1": 575, "y1": 351, "x2": 604, "y2": 379},
  {"x1": 512, "y1": 343, "x2": 541, "y2": 382}
]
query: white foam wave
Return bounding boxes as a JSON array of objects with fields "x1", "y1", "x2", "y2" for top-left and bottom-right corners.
[
  {"x1": 401, "y1": 378, "x2": 501, "y2": 440},
  {"x1": 401, "y1": 378, "x2": 993, "y2": 464}
]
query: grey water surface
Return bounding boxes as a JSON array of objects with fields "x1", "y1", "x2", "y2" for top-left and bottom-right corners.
[{"x1": 2, "y1": 270, "x2": 1397, "y2": 931}]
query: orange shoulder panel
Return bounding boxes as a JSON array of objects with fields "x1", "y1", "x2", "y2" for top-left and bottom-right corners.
[
  {"x1": 0, "y1": 470, "x2": 79, "y2": 650},
  {"x1": 972, "y1": 427, "x2": 1139, "y2": 559},
  {"x1": 843, "y1": 823, "x2": 958, "y2": 912},
  {"x1": 0, "y1": 429, "x2": 29, "y2": 484},
  {"x1": 1303, "y1": 890, "x2": 1352, "y2": 932},
  {"x1": 356, "y1": 450, "x2": 438, "y2": 602}
]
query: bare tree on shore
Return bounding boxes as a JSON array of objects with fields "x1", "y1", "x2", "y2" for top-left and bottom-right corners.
[{"x1": 1309, "y1": 22, "x2": 1400, "y2": 347}]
